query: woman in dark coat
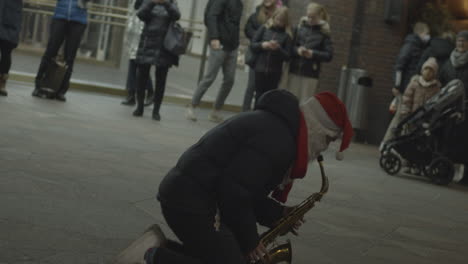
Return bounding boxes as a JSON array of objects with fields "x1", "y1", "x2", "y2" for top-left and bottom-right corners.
[
  {"x1": 242, "y1": 0, "x2": 277, "y2": 111},
  {"x1": 251, "y1": 7, "x2": 292, "y2": 103},
  {"x1": 0, "y1": 0, "x2": 23, "y2": 97},
  {"x1": 132, "y1": 0, "x2": 180, "y2": 121},
  {"x1": 285, "y1": 2, "x2": 333, "y2": 103}
]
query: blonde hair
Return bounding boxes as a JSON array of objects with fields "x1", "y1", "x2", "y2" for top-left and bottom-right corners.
[
  {"x1": 413, "y1": 22, "x2": 430, "y2": 35},
  {"x1": 257, "y1": 1, "x2": 278, "y2": 25},
  {"x1": 266, "y1": 7, "x2": 291, "y2": 35},
  {"x1": 307, "y1": 2, "x2": 330, "y2": 24},
  {"x1": 301, "y1": 3, "x2": 331, "y2": 35}
]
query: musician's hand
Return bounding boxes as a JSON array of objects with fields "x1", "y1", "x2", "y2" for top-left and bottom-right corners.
[{"x1": 248, "y1": 242, "x2": 270, "y2": 263}]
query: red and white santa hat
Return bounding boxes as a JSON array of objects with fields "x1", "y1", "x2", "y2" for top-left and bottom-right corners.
[{"x1": 305, "y1": 92, "x2": 354, "y2": 160}]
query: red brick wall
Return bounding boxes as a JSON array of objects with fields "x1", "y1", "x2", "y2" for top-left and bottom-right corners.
[{"x1": 290, "y1": 0, "x2": 406, "y2": 144}]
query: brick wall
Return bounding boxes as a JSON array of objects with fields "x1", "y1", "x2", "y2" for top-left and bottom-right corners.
[{"x1": 289, "y1": 0, "x2": 406, "y2": 144}]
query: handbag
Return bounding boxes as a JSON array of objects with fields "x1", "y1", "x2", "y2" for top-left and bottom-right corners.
[
  {"x1": 40, "y1": 59, "x2": 68, "y2": 94},
  {"x1": 164, "y1": 22, "x2": 193, "y2": 56},
  {"x1": 245, "y1": 47, "x2": 258, "y2": 68}
]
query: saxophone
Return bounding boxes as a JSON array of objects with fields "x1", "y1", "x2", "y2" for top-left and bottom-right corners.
[{"x1": 257, "y1": 155, "x2": 329, "y2": 264}]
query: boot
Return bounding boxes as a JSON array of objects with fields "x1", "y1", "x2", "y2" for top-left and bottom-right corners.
[
  {"x1": 0, "y1": 74, "x2": 8, "y2": 96},
  {"x1": 133, "y1": 89, "x2": 145, "y2": 117},
  {"x1": 121, "y1": 95, "x2": 136, "y2": 106},
  {"x1": 32, "y1": 80, "x2": 46, "y2": 98},
  {"x1": 152, "y1": 107, "x2": 161, "y2": 121}
]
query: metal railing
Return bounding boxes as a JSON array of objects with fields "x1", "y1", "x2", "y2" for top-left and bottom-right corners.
[{"x1": 20, "y1": 0, "x2": 203, "y2": 66}]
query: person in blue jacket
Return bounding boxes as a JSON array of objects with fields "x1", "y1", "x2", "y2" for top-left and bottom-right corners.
[{"x1": 32, "y1": 0, "x2": 90, "y2": 102}]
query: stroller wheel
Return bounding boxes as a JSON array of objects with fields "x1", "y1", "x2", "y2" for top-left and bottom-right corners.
[
  {"x1": 380, "y1": 153, "x2": 402, "y2": 175},
  {"x1": 428, "y1": 157, "x2": 455, "y2": 185}
]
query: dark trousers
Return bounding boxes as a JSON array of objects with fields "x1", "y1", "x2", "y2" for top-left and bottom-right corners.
[
  {"x1": 242, "y1": 67, "x2": 256, "y2": 111},
  {"x1": 255, "y1": 71, "x2": 282, "y2": 103},
  {"x1": 154, "y1": 205, "x2": 247, "y2": 264},
  {"x1": 0, "y1": 40, "x2": 16, "y2": 74},
  {"x1": 35, "y1": 19, "x2": 86, "y2": 95},
  {"x1": 136, "y1": 64, "x2": 169, "y2": 114},
  {"x1": 126, "y1": 59, "x2": 153, "y2": 98}
]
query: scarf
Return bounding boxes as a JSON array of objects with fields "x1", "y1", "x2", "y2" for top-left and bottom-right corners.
[
  {"x1": 272, "y1": 112, "x2": 309, "y2": 203},
  {"x1": 451, "y1": 50, "x2": 468, "y2": 69},
  {"x1": 418, "y1": 76, "x2": 438, "y2": 88}
]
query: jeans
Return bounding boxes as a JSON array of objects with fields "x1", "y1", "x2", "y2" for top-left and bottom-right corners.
[
  {"x1": 126, "y1": 59, "x2": 154, "y2": 98},
  {"x1": 35, "y1": 19, "x2": 86, "y2": 95},
  {"x1": 192, "y1": 47, "x2": 238, "y2": 110},
  {"x1": 136, "y1": 64, "x2": 169, "y2": 113},
  {"x1": 0, "y1": 40, "x2": 16, "y2": 74}
]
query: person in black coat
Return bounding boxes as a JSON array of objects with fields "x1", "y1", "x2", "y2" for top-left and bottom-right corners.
[
  {"x1": 392, "y1": 22, "x2": 431, "y2": 96},
  {"x1": 251, "y1": 7, "x2": 292, "y2": 103},
  {"x1": 0, "y1": 0, "x2": 23, "y2": 96},
  {"x1": 439, "y1": 31, "x2": 468, "y2": 183},
  {"x1": 286, "y1": 3, "x2": 333, "y2": 103},
  {"x1": 242, "y1": 0, "x2": 277, "y2": 111},
  {"x1": 132, "y1": 0, "x2": 181, "y2": 121},
  {"x1": 417, "y1": 32, "x2": 455, "y2": 75},
  {"x1": 382, "y1": 22, "x2": 431, "y2": 146},
  {"x1": 128, "y1": 90, "x2": 353, "y2": 264}
]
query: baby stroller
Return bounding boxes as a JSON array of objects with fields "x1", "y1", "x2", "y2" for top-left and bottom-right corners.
[{"x1": 380, "y1": 80, "x2": 466, "y2": 185}]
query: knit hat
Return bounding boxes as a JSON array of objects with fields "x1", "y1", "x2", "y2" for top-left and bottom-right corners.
[
  {"x1": 457, "y1": 30, "x2": 468, "y2": 41},
  {"x1": 421, "y1": 57, "x2": 439, "y2": 74},
  {"x1": 308, "y1": 92, "x2": 353, "y2": 160}
]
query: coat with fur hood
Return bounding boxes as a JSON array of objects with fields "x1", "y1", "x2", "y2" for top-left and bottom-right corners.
[
  {"x1": 401, "y1": 58, "x2": 441, "y2": 115},
  {"x1": 289, "y1": 17, "x2": 333, "y2": 79}
]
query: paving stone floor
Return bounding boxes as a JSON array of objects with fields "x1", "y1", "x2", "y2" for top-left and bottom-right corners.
[{"x1": 1, "y1": 82, "x2": 468, "y2": 264}]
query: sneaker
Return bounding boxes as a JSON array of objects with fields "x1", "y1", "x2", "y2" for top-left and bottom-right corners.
[
  {"x1": 185, "y1": 106, "x2": 197, "y2": 121},
  {"x1": 113, "y1": 224, "x2": 167, "y2": 264},
  {"x1": 55, "y1": 94, "x2": 67, "y2": 102},
  {"x1": 208, "y1": 110, "x2": 223, "y2": 123}
]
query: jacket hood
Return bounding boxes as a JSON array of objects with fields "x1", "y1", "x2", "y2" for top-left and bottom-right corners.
[
  {"x1": 255, "y1": 90, "x2": 300, "y2": 138},
  {"x1": 299, "y1": 17, "x2": 330, "y2": 35}
]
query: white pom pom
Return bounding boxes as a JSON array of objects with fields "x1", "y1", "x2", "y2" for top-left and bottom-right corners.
[{"x1": 336, "y1": 151, "x2": 344, "y2": 161}]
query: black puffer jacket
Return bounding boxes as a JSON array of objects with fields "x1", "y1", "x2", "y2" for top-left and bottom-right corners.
[
  {"x1": 205, "y1": 0, "x2": 243, "y2": 51},
  {"x1": 417, "y1": 37, "x2": 454, "y2": 73},
  {"x1": 0, "y1": 0, "x2": 23, "y2": 45},
  {"x1": 158, "y1": 90, "x2": 300, "y2": 253},
  {"x1": 394, "y1": 34, "x2": 428, "y2": 92},
  {"x1": 244, "y1": 6, "x2": 263, "y2": 41},
  {"x1": 439, "y1": 57, "x2": 468, "y2": 93},
  {"x1": 136, "y1": 0, "x2": 180, "y2": 67},
  {"x1": 251, "y1": 26, "x2": 291, "y2": 73},
  {"x1": 289, "y1": 21, "x2": 333, "y2": 79}
]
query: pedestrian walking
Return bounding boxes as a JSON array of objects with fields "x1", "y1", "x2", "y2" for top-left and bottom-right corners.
[{"x1": 185, "y1": 0, "x2": 243, "y2": 123}]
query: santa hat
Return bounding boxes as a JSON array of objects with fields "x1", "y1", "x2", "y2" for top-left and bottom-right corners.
[{"x1": 314, "y1": 92, "x2": 354, "y2": 160}]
